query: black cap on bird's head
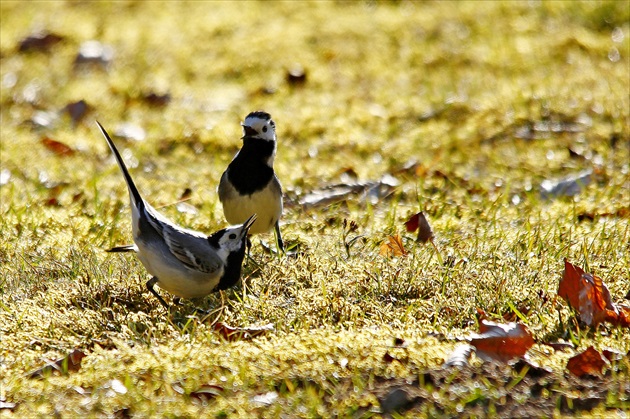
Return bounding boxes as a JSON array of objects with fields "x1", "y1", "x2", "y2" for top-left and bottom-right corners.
[
  {"x1": 245, "y1": 110, "x2": 272, "y2": 121},
  {"x1": 241, "y1": 111, "x2": 276, "y2": 141}
]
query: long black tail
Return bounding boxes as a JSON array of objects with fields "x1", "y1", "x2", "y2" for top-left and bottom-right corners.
[
  {"x1": 106, "y1": 244, "x2": 137, "y2": 253},
  {"x1": 96, "y1": 121, "x2": 144, "y2": 210}
]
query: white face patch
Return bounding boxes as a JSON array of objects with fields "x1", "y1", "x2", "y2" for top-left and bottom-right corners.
[
  {"x1": 219, "y1": 225, "x2": 246, "y2": 253},
  {"x1": 242, "y1": 115, "x2": 276, "y2": 142}
]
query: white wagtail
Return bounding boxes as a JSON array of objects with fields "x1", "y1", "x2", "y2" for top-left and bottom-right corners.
[
  {"x1": 218, "y1": 111, "x2": 284, "y2": 251},
  {"x1": 96, "y1": 121, "x2": 256, "y2": 310}
]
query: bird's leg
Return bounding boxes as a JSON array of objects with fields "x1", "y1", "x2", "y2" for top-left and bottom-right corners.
[
  {"x1": 274, "y1": 221, "x2": 285, "y2": 252},
  {"x1": 146, "y1": 277, "x2": 170, "y2": 311}
]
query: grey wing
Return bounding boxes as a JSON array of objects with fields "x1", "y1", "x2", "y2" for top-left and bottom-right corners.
[
  {"x1": 218, "y1": 170, "x2": 236, "y2": 202},
  {"x1": 139, "y1": 202, "x2": 222, "y2": 273},
  {"x1": 162, "y1": 226, "x2": 223, "y2": 274},
  {"x1": 271, "y1": 174, "x2": 283, "y2": 207}
]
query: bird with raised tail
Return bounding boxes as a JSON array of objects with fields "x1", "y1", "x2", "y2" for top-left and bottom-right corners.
[
  {"x1": 96, "y1": 121, "x2": 256, "y2": 311},
  {"x1": 218, "y1": 111, "x2": 284, "y2": 251}
]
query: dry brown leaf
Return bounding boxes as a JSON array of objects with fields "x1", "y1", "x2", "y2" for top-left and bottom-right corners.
[
  {"x1": 18, "y1": 31, "x2": 63, "y2": 52},
  {"x1": 559, "y1": 259, "x2": 630, "y2": 327},
  {"x1": 404, "y1": 212, "x2": 434, "y2": 243},
  {"x1": 470, "y1": 320, "x2": 535, "y2": 363},
  {"x1": 404, "y1": 213, "x2": 420, "y2": 232},
  {"x1": 379, "y1": 234, "x2": 407, "y2": 257},
  {"x1": 28, "y1": 349, "x2": 86, "y2": 379},
  {"x1": 142, "y1": 91, "x2": 171, "y2": 107},
  {"x1": 212, "y1": 322, "x2": 274, "y2": 341},
  {"x1": 566, "y1": 346, "x2": 609, "y2": 377},
  {"x1": 41, "y1": 137, "x2": 76, "y2": 156},
  {"x1": 577, "y1": 207, "x2": 630, "y2": 222},
  {"x1": 559, "y1": 259, "x2": 582, "y2": 309}
]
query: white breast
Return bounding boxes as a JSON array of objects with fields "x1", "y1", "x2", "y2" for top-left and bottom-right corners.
[{"x1": 221, "y1": 182, "x2": 282, "y2": 234}]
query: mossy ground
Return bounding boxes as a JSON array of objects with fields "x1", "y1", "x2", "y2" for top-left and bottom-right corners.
[{"x1": 1, "y1": 1, "x2": 629, "y2": 417}]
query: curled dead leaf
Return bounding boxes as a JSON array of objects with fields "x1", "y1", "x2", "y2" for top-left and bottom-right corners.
[
  {"x1": 470, "y1": 320, "x2": 535, "y2": 363},
  {"x1": 142, "y1": 91, "x2": 171, "y2": 107},
  {"x1": 18, "y1": 31, "x2": 63, "y2": 52},
  {"x1": 380, "y1": 234, "x2": 407, "y2": 257},
  {"x1": 566, "y1": 346, "x2": 609, "y2": 377},
  {"x1": 404, "y1": 213, "x2": 420, "y2": 232},
  {"x1": 559, "y1": 259, "x2": 630, "y2": 327},
  {"x1": 41, "y1": 137, "x2": 75, "y2": 156}
]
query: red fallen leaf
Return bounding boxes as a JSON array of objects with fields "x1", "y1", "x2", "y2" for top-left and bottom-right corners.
[
  {"x1": 470, "y1": 320, "x2": 535, "y2": 363},
  {"x1": 404, "y1": 212, "x2": 434, "y2": 243},
  {"x1": 379, "y1": 234, "x2": 407, "y2": 257},
  {"x1": 559, "y1": 260, "x2": 630, "y2": 327},
  {"x1": 212, "y1": 322, "x2": 274, "y2": 341},
  {"x1": 404, "y1": 213, "x2": 420, "y2": 232},
  {"x1": 566, "y1": 346, "x2": 609, "y2": 377},
  {"x1": 189, "y1": 384, "x2": 224, "y2": 401},
  {"x1": 559, "y1": 259, "x2": 583, "y2": 309},
  {"x1": 578, "y1": 272, "x2": 617, "y2": 326},
  {"x1": 41, "y1": 137, "x2": 76, "y2": 156},
  {"x1": 382, "y1": 352, "x2": 396, "y2": 364},
  {"x1": 393, "y1": 337, "x2": 406, "y2": 347},
  {"x1": 28, "y1": 349, "x2": 86, "y2": 379},
  {"x1": 44, "y1": 197, "x2": 60, "y2": 206}
]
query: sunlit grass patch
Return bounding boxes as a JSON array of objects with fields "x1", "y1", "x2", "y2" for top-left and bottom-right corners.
[{"x1": 1, "y1": 0, "x2": 629, "y2": 416}]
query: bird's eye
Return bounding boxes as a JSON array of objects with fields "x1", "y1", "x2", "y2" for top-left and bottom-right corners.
[
  {"x1": 262, "y1": 126, "x2": 268, "y2": 133},
  {"x1": 229, "y1": 233, "x2": 237, "y2": 240}
]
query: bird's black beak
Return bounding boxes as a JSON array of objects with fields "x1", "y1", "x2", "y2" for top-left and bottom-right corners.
[
  {"x1": 241, "y1": 125, "x2": 257, "y2": 138},
  {"x1": 241, "y1": 214, "x2": 257, "y2": 234}
]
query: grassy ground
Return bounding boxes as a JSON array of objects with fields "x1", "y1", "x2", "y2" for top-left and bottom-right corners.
[{"x1": 1, "y1": 1, "x2": 629, "y2": 417}]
